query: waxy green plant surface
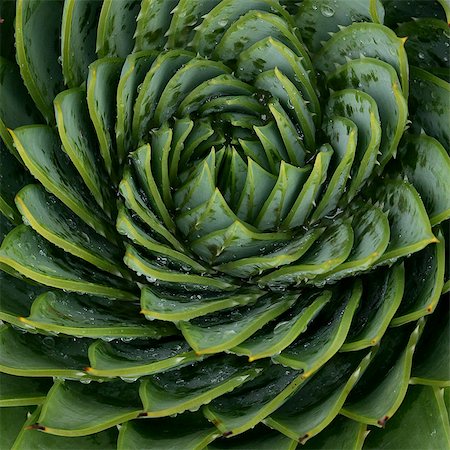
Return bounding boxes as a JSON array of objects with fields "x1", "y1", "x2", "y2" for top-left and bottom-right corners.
[{"x1": 0, "y1": 0, "x2": 449, "y2": 449}]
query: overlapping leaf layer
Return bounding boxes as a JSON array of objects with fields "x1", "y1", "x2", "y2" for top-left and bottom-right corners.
[{"x1": 0, "y1": 0, "x2": 449, "y2": 448}]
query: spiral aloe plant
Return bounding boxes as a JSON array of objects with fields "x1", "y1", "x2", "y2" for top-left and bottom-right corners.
[{"x1": 0, "y1": 0, "x2": 449, "y2": 448}]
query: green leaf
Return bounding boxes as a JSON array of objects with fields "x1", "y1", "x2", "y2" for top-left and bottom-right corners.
[
  {"x1": 0, "y1": 373, "x2": 52, "y2": 407},
  {"x1": 391, "y1": 232, "x2": 444, "y2": 326},
  {"x1": 140, "y1": 355, "x2": 263, "y2": 417},
  {"x1": 363, "y1": 385, "x2": 450, "y2": 449},
  {"x1": 274, "y1": 281, "x2": 362, "y2": 375},
  {"x1": 311, "y1": 116, "x2": 357, "y2": 221},
  {"x1": 61, "y1": 0, "x2": 102, "y2": 87},
  {"x1": 208, "y1": 425, "x2": 297, "y2": 450},
  {"x1": 12, "y1": 406, "x2": 118, "y2": 450},
  {"x1": 132, "y1": 50, "x2": 193, "y2": 144},
  {"x1": 15, "y1": 184, "x2": 128, "y2": 278},
  {"x1": 313, "y1": 204, "x2": 389, "y2": 284},
  {"x1": 328, "y1": 58, "x2": 407, "y2": 168},
  {"x1": 0, "y1": 270, "x2": 47, "y2": 327},
  {"x1": 0, "y1": 406, "x2": 31, "y2": 450},
  {"x1": 231, "y1": 290, "x2": 332, "y2": 361},
  {"x1": 96, "y1": 0, "x2": 139, "y2": 58},
  {"x1": 399, "y1": 134, "x2": 450, "y2": 226},
  {"x1": 133, "y1": 0, "x2": 178, "y2": 52},
  {"x1": 299, "y1": 415, "x2": 366, "y2": 450},
  {"x1": 141, "y1": 286, "x2": 262, "y2": 322},
  {"x1": 87, "y1": 58, "x2": 123, "y2": 179},
  {"x1": 0, "y1": 57, "x2": 41, "y2": 156},
  {"x1": 296, "y1": 0, "x2": 384, "y2": 52},
  {"x1": 217, "y1": 228, "x2": 323, "y2": 278},
  {"x1": 180, "y1": 293, "x2": 296, "y2": 354},
  {"x1": 282, "y1": 145, "x2": 333, "y2": 229},
  {"x1": 342, "y1": 264, "x2": 404, "y2": 351},
  {"x1": 374, "y1": 179, "x2": 437, "y2": 266},
  {"x1": 258, "y1": 219, "x2": 354, "y2": 287},
  {"x1": 124, "y1": 244, "x2": 235, "y2": 291},
  {"x1": 116, "y1": 51, "x2": 158, "y2": 163},
  {"x1": 118, "y1": 412, "x2": 219, "y2": 450},
  {"x1": 236, "y1": 36, "x2": 320, "y2": 118},
  {"x1": 36, "y1": 380, "x2": 142, "y2": 436},
  {"x1": 0, "y1": 325, "x2": 90, "y2": 378},
  {"x1": 203, "y1": 363, "x2": 303, "y2": 437},
  {"x1": 265, "y1": 350, "x2": 374, "y2": 442},
  {"x1": 87, "y1": 337, "x2": 200, "y2": 378},
  {"x1": 10, "y1": 125, "x2": 115, "y2": 240},
  {"x1": 341, "y1": 320, "x2": 425, "y2": 426},
  {"x1": 409, "y1": 66, "x2": 450, "y2": 152},
  {"x1": 411, "y1": 297, "x2": 450, "y2": 386},
  {"x1": 15, "y1": 0, "x2": 64, "y2": 122},
  {"x1": 192, "y1": 0, "x2": 292, "y2": 57},
  {"x1": 325, "y1": 89, "x2": 381, "y2": 200},
  {"x1": 21, "y1": 291, "x2": 174, "y2": 339},
  {"x1": 0, "y1": 225, "x2": 137, "y2": 300},
  {"x1": 255, "y1": 161, "x2": 311, "y2": 230},
  {"x1": 316, "y1": 22, "x2": 409, "y2": 97},
  {"x1": 54, "y1": 87, "x2": 114, "y2": 216}
]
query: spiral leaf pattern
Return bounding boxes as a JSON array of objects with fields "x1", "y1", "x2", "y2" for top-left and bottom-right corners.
[{"x1": 0, "y1": 0, "x2": 449, "y2": 448}]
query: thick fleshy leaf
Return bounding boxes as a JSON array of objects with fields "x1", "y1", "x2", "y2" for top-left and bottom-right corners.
[
  {"x1": 10, "y1": 125, "x2": 115, "y2": 240},
  {"x1": 409, "y1": 66, "x2": 450, "y2": 152},
  {"x1": 118, "y1": 412, "x2": 219, "y2": 450},
  {"x1": 0, "y1": 225, "x2": 137, "y2": 300},
  {"x1": 0, "y1": 270, "x2": 47, "y2": 327},
  {"x1": 342, "y1": 264, "x2": 404, "y2": 351},
  {"x1": 0, "y1": 406, "x2": 30, "y2": 450},
  {"x1": 20, "y1": 291, "x2": 175, "y2": 339},
  {"x1": 316, "y1": 22, "x2": 408, "y2": 96},
  {"x1": 341, "y1": 321, "x2": 424, "y2": 427},
  {"x1": 87, "y1": 58, "x2": 123, "y2": 179},
  {"x1": 180, "y1": 293, "x2": 297, "y2": 354},
  {"x1": 140, "y1": 355, "x2": 263, "y2": 417},
  {"x1": 258, "y1": 219, "x2": 354, "y2": 287},
  {"x1": 12, "y1": 406, "x2": 118, "y2": 450},
  {"x1": 204, "y1": 363, "x2": 305, "y2": 437},
  {"x1": 299, "y1": 415, "x2": 366, "y2": 450},
  {"x1": 296, "y1": 0, "x2": 384, "y2": 52},
  {"x1": 265, "y1": 350, "x2": 373, "y2": 443},
  {"x1": 133, "y1": 0, "x2": 178, "y2": 52},
  {"x1": 96, "y1": 0, "x2": 139, "y2": 58},
  {"x1": 273, "y1": 281, "x2": 362, "y2": 375},
  {"x1": 124, "y1": 244, "x2": 235, "y2": 291},
  {"x1": 86, "y1": 337, "x2": 200, "y2": 378},
  {"x1": 391, "y1": 233, "x2": 444, "y2": 326},
  {"x1": 311, "y1": 116, "x2": 357, "y2": 221},
  {"x1": 399, "y1": 134, "x2": 450, "y2": 226},
  {"x1": 54, "y1": 87, "x2": 114, "y2": 215},
  {"x1": 35, "y1": 380, "x2": 142, "y2": 436},
  {"x1": 325, "y1": 89, "x2": 381, "y2": 200},
  {"x1": 141, "y1": 286, "x2": 262, "y2": 322},
  {"x1": 0, "y1": 325, "x2": 90, "y2": 378},
  {"x1": 374, "y1": 179, "x2": 436, "y2": 266},
  {"x1": 61, "y1": 0, "x2": 102, "y2": 87},
  {"x1": 209, "y1": 425, "x2": 297, "y2": 450},
  {"x1": 411, "y1": 299, "x2": 450, "y2": 386},
  {"x1": 0, "y1": 57, "x2": 42, "y2": 156},
  {"x1": 217, "y1": 228, "x2": 324, "y2": 278},
  {"x1": 328, "y1": 58, "x2": 407, "y2": 168},
  {"x1": 363, "y1": 385, "x2": 450, "y2": 449},
  {"x1": 16, "y1": 184, "x2": 128, "y2": 278},
  {"x1": 15, "y1": 0, "x2": 64, "y2": 122},
  {"x1": 0, "y1": 373, "x2": 52, "y2": 407},
  {"x1": 231, "y1": 290, "x2": 331, "y2": 361}
]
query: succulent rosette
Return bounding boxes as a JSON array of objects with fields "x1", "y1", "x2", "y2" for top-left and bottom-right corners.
[{"x1": 0, "y1": 0, "x2": 449, "y2": 448}]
